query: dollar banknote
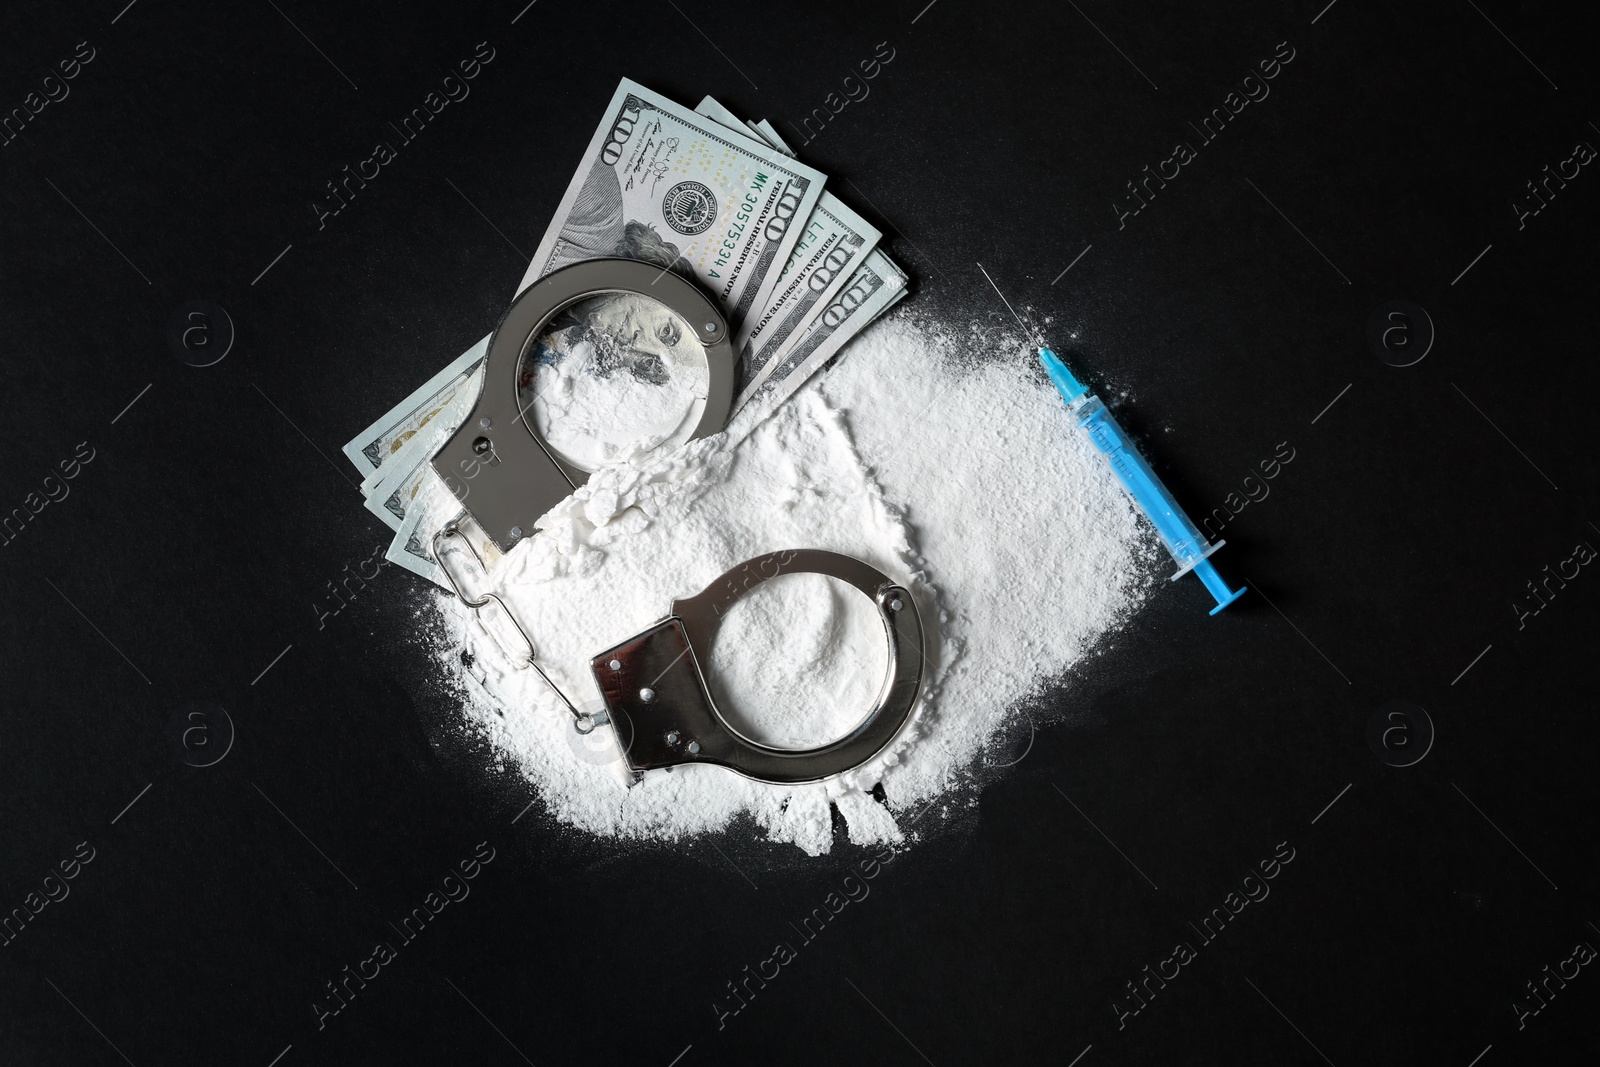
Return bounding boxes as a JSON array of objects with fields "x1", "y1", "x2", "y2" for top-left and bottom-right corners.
[
  {"x1": 366, "y1": 446, "x2": 433, "y2": 533},
  {"x1": 386, "y1": 466, "x2": 450, "y2": 583},
  {"x1": 387, "y1": 468, "x2": 504, "y2": 588},
  {"x1": 750, "y1": 119, "x2": 783, "y2": 149},
  {"x1": 694, "y1": 97, "x2": 881, "y2": 400},
  {"x1": 341, "y1": 335, "x2": 489, "y2": 478},
  {"x1": 364, "y1": 360, "x2": 484, "y2": 529},
  {"x1": 726, "y1": 253, "x2": 908, "y2": 440},
  {"x1": 720, "y1": 110, "x2": 909, "y2": 413},
  {"x1": 517, "y1": 79, "x2": 828, "y2": 331},
  {"x1": 358, "y1": 359, "x2": 479, "y2": 498},
  {"x1": 350, "y1": 81, "x2": 911, "y2": 593}
]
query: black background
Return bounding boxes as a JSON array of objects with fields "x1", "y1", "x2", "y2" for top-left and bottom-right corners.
[{"x1": 2, "y1": 0, "x2": 1597, "y2": 1064}]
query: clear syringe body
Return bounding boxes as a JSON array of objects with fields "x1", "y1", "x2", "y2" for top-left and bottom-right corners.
[{"x1": 1040, "y1": 348, "x2": 1246, "y2": 615}]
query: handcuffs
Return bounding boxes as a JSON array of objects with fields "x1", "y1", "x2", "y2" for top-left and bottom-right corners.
[
  {"x1": 429, "y1": 260, "x2": 924, "y2": 782},
  {"x1": 431, "y1": 258, "x2": 733, "y2": 554}
]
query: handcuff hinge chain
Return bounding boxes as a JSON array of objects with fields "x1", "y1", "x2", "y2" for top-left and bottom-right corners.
[{"x1": 432, "y1": 516, "x2": 605, "y2": 733}]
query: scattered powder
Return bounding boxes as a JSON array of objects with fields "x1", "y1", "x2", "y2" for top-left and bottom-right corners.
[{"x1": 430, "y1": 310, "x2": 1158, "y2": 855}]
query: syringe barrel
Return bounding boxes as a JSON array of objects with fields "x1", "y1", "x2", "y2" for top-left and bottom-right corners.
[{"x1": 1074, "y1": 397, "x2": 1212, "y2": 568}]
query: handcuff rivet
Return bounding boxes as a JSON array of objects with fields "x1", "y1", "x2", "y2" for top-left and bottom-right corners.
[
  {"x1": 686, "y1": 740, "x2": 701, "y2": 755},
  {"x1": 509, "y1": 525, "x2": 524, "y2": 540},
  {"x1": 665, "y1": 730, "x2": 680, "y2": 745},
  {"x1": 479, "y1": 416, "x2": 492, "y2": 428},
  {"x1": 639, "y1": 687, "x2": 656, "y2": 703},
  {"x1": 608, "y1": 658, "x2": 622, "y2": 671},
  {"x1": 888, "y1": 596, "x2": 904, "y2": 612}
]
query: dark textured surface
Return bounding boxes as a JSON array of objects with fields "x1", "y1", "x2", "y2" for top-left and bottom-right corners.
[{"x1": 2, "y1": 1, "x2": 1596, "y2": 1064}]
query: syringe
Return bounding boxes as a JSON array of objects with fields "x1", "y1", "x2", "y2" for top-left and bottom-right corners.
[{"x1": 1040, "y1": 347, "x2": 1246, "y2": 616}]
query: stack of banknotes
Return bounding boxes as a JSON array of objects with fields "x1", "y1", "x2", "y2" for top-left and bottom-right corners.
[{"x1": 340, "y1": 80, "x2": 908, "y2": 586}]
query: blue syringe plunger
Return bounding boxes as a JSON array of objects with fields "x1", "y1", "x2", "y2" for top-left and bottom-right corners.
[{"x1": 1039, "y1": 347, "x2": 1246, "y2": 616}]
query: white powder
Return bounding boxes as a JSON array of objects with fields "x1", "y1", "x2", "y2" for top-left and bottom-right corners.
[
  {"x1": 525, "y1": 293, "x2": 710, "y2": 470},
  {"x1": 706, "y1": 572, "x2": 890, "y2": 750},
  {"x1": 429, "y1": 311, "x2": 1157, "y2": 855}
]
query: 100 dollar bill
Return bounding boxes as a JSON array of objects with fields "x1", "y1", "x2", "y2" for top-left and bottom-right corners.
[
  {"x1": 387, "y1": 468, "x2": 503, "y2": 588},
  {"x1": 729, "y1": 111, "x2": 909, "y2": 411},
  {"x1": 364, "y1": 358, "x2": 484, "y2": 529},
  {"x1": 341, "y1": 335, "x2": 488, "y2": 478},
  {"x1": 518, "y1": 79, "x2": 827, "y2": 328},
  {"x1": 695, "y1": 97, "x2": 881, "y2": 399},
  {"x1": 367, "y1": 83, "x2": 909, "y2": 586},
  {"x1": 727, "y1": 252, "x2": 908, "y2": 440}
]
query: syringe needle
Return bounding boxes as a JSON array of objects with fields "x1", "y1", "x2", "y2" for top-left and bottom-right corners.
[{"x1": 1040, "y1": 347, "x2": 1247, "y2": 616}]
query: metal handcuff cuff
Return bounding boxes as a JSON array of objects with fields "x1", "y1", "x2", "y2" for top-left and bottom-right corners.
[{"x1": 426, "y1": 259, "x2": 924, "y2": 783}]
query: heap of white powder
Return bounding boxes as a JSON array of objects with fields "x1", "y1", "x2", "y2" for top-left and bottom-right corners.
[{"x1": 430, "y1": 311, "x2": 1157, "y2": 855}]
